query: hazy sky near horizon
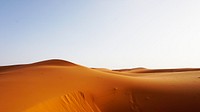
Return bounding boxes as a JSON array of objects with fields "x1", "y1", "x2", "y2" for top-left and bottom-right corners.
[{"x1": 1, "y1": 0, "x2": 200, "y2": 69}]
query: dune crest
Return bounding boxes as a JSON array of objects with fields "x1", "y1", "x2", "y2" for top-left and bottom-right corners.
[
  {"x1": 30, "y1": 59, "x2": 77, "y2": 66},
  {"x1": 0, "y1": 59, "x2": 77, "y2": 73}
]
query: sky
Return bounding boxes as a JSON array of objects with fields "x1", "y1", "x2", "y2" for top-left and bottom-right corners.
[{"x1": 1, "y1": 0, "x2": 200, "y2": 69}]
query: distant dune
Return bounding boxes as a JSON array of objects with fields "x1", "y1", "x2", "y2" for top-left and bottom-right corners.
[
  {"x1": 114, "y1": 67, "x2": 200, "y2": 73},
  {"x1": 113, "y1": 67, "x2": 148, "y2": 73},
  {"x1": 1, "y1": 59, "x2": 200, "y2": 112}
]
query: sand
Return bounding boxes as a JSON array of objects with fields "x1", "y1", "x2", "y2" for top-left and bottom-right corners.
[{"x1": 0, "y1": 59, "x2": 200, "y2": 112}]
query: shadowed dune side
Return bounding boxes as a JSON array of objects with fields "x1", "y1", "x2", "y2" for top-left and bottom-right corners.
[
  {"x1": 24, "y1": 91, "x2": 101, "y2": 112},
  {"x1": 0, "y1": 65, "x2": 25, "y2": 73}
]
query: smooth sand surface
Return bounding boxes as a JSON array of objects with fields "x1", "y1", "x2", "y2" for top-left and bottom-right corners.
[{"x1": 1, "y1": 59, "x2": 200, "y2": 112}]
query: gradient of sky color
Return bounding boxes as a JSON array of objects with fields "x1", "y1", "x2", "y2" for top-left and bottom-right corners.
[{"x1": 1, "y1": 0, "x2": 200, "y2": 69}]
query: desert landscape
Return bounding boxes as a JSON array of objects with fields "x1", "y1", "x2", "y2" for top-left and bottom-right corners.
[
  {"x1": 0, "y1": 59, "x2": 200, "y2": 112},
  {"x1": 2, "y1": 0, "x2": 200, "y2": 112}
]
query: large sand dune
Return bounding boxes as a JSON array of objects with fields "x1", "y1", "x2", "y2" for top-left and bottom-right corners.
[{"x1": 0, "y1": 59, "x2": 200, "y2": 112}]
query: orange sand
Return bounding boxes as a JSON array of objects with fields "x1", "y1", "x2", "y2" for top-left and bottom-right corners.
[{"x1": 0, "y1": 59, "x2": 200, "y2": 112}]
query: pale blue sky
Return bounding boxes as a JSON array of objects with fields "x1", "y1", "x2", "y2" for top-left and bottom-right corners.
[{"x1": 1, "y1": 0, "x2": 200, "y2": 69}]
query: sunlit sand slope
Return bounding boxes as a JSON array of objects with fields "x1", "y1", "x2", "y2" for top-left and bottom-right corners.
[{"x1": 24, "y1": 91, "x2": 101, "y2": 112}]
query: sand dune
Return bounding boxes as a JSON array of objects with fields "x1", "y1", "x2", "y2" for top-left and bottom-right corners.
[
  {"x1": 1, "y1": 59, "x2": 200, "y2": 112},
  {"x1": 30, "y1": 59, "x2": 78, "y2": 66},
  {"x1": 114, "y1": 67, "x2": 200, "y2": 73}
]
